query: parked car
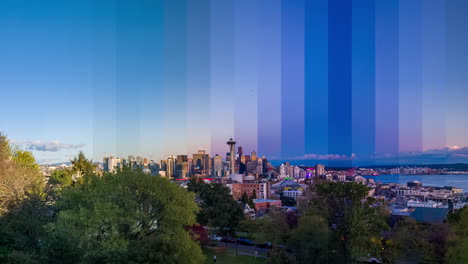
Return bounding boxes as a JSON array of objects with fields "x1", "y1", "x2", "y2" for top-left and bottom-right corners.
[
  {"x1": 221, "y1": 237, "x2": 236, "y2": 243},
  {"x1": 256, "y1": 242, "x2": 273, "y2": 249},
  {"x1": 237, "y1": 237, "x2": 255, "y2": 246},
  {"x1": 209, "y1": 235, "x2": 222, "y2": 241}
]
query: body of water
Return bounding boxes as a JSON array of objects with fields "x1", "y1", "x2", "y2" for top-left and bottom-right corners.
[{"x1": 362, "y1": 174, "x2": 468, "y2": 192}]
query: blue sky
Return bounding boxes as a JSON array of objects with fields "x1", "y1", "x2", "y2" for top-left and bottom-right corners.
[{"x1": 1, "y1": 0, "x2": 468, "y2": 166}]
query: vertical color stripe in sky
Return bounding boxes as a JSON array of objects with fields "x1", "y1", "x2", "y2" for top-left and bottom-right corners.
[
  {"x1": 305, "y1": 0, "x2": 328, "y2": 159},
  {"x1": 328, "y1": 0, "x2": 352, "y2": 167},
  {"x1": 398, "y1": 0, "x2": 422, "y2": 153},
  {"x1": 92, "y1": 1, "x2": 117, "y2": 160},
  {"x1": 257, "y1": 0, "x2": 282, "y2": 159},
  {"x1": 163, "y1": 0, "x2": 187, "y2": 157},
  {"x1": 375, "y1": 0, "x2": 399, "y2": 158},
  {"x1": 281, "y1": 0, "x2": 305, "y2": 159},
  {"x1": 135, "y1": 1, "x2": 164, "y2": 160},
  {"x1": 186, "y1": 0, "x2": 211, "y2": 156},
  {"x1": 210, "y1": 0, "x2": 235, "y2": 157},
  {"x1": 446, "y1": 0, "x2": 468, "y2": 148},
  {"x1": 352, "y1": 0, "x2": 375, "y2": 165},
  {"x1": 234, "y1": 0, "x2": 258, "y2": 155},
  {"x1": 422, "y1": 0, "x2": 447, "y2": 151}
]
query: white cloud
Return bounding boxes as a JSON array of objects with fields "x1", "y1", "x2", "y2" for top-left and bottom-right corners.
[
  {"x1": 11, "y1": 140, "x2": 85, "y2": 152},
  {"x1": 299, "y1": 153, "x2": 357, "y2": 161}
]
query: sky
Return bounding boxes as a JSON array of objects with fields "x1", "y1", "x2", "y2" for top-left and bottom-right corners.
[{"x1": 1, "y1": 0, "x2": 468, "y2": 166}]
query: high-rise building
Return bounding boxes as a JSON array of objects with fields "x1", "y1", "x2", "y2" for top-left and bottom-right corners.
[
  {"x1": 103, "y1": 157, "x2": 109, "y2": 172},
  {"x1": 213, "y1": 154, "x2": 223, "y2": 176},
  {"x1": 160, "y1": 159, "x2": 167, "y2": 171},
  {"x1": 262, "y1": 157, "x2": 269, "y2": 173},
  {"x1": 166, "y1": 156, "x2": 175, "y2": 178},
  {"x1": 315, "y1": 164, "x2": 325, "y2": 177},
  {"x1": 280, "y1": 164, "x2": 288, "y2": 177},
  {"x1": 202, "y1": 154, "x2": 211, "y2": 175},
  {"x1": 238, "y1": 146, "x2": 243, "y2": 160},
  {"x1": 241, "y1": 155, "x2": 246, "y2": 164},
  {"x1": 293, "y1": 166, "x2": 303, "y2": 178},
  {"x1": 177, "y1": 155, "x2": 188, "y2": 163},
  {"x1": 256, "y1": 164, "x2": 263, "y2": 175},
  {"x1": 176, "y1": 161, "x2": 189, "y2": 179},
  {"x1": 188, "y1": 158, "x2": 193, "y2": 175},
  {"x1": 103, "y1": 156, "x2": 121, "y2": 173},
  {"x1": 192, "y1": 153, "x2": 204, "y2": 175},
  {"x1": 227, "y1": 138, "x2": 236, "y2": 174},
  {"x1": 251, "y1": 151, "x2": 257, "y2": 161}
]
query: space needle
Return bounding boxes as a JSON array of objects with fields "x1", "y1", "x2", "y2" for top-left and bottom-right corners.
[{"x1": 226, "y1": 138, "x2": 236, "y2": 175}]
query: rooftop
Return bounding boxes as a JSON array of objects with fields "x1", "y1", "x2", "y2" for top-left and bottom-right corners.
[
  {"x1": 410, "y1": 207, "x2": 449, "y2": 223},
  {"x1": 253, "y1": 199, "x2": 281, "y2": 203},
  {"x1": 273, "y1": 179, "x2": 300, "y2": 188}
]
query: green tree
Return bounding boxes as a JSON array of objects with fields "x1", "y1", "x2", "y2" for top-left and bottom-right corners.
[
  {"x1": 238, "y1": 216, "x2": 259, "y2": 238},
  {"x1": 267, "y1": 246, "x2": 297, "y2": 264},
  {"x1": 43, "y1": 169, "x2": 204, "y2": 264},
  {"x1": 241, "y1": 191, "x2": 249, "y2": 204},
  {"x1": 0, "y1": 134, "x2": 49, "y2": 262},
  {"x1": 248, "y1": 190, "x2": 256, "y2": 209},
  {"x1": 389, "y1": 217, "x2": 451, "y2": 264},
  {"x1": 446, "y1": 207, "x2": 468, "y2": 263},
  {"x1": 49, "y1": 169, "x2": 73, "y2": 187},
  {"x1": 289, "y1": 215, "x2": 331, "y2": 264},
  {"x1": 187, "y1": 181, "x2": 243, "y2": 235},
  {"x1": 70, "y1": 151, "x2": 96, "y2": 177},
  {"x1": 306, "y1": 182, "x2": 389, "y2": 263},
  {"x1": 0, "y1": 134, "x2": 44, "y2": 214},
  {"x1": 256, "y1": 208, "x2": 291, "y2": 245}
]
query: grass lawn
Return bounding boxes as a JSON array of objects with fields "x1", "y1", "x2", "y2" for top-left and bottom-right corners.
[{"x1": 204, "y1": 248, "x2": 266, "y2": 264}]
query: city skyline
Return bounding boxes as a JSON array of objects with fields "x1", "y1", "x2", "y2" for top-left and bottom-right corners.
[{"x1": 2, "y1": 0, "x2": 468, "y2": 166}]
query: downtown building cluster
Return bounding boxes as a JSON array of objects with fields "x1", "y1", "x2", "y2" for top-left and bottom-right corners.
[{"x1": 102, "y1": 140, "x2": 274, "y2": 180}]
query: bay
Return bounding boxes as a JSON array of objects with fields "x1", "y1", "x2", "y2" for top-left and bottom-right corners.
[{"x1": 362, "y1": 174, "x2": 468, "y2": 193}]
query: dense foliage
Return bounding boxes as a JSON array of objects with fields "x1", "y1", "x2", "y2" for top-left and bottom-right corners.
[
  {"x1": 42, "y1": 168, "x2": 203, "y2": 264},
  {"x1": 0, "y1": 135, "x2": 205, "y2": 263},
  {"x1": 0, "y1": 134, "x2": 43, "y2": 214},
  {"x1": 187, "y1": 178, "x2": 243, "y2": 235}
]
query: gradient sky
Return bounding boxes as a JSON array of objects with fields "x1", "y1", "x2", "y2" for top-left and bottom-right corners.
[{"x1": 1, "y1": 0, "x2": 468, "y2": 166}]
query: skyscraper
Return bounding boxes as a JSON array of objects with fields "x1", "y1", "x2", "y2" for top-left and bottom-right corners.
[
  {"x1": 213, "y1": 154, "x2": 223, "y2": 176},
  {"x1": 227, "y1": 138, "x2": 236, "y2": 174},
  {"x1": 192, "y1": 152, "x2": 204, "y2": 175},
  {"x1": 166, "y1": 156, "x2": 175, "y2": 178},
  {"x1": 315, "y1": 164, "x2": 325, "y2": 177},
  {"x1": 251, "y1": 151, "x2": 257, "y2": 161},
  {"x1": 176, "y1": 161, "x2": 189, "y2": 179},
  {"x1": 103, "y1": 156, "x2": 121, "y2": 173},
  {"x1": 199, "y1": 154, "x2": 209, "y2": 175},
  {"x1": 238, "y1": 146, "x2": 243, "y2": 159}
]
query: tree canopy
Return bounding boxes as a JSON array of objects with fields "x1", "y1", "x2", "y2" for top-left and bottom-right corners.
[
  {"x1": 446, "y1": 207, "x2": 468, "y2": 263},
  {"x1": 187, "y1": 178, "x2": 243, "y2": 235},
  {"x1": 0, "y1": 133, "x2": 43, "y2": 215},
  {"x1": 298, "y1": 182, "x2": 389, "y2": 263},
  {"x1": 43, "y1": 168, "x2": 203, "y2": 264},
  {"x1": 70, "y1": 151, "x2": 96, "y2": 177}
]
